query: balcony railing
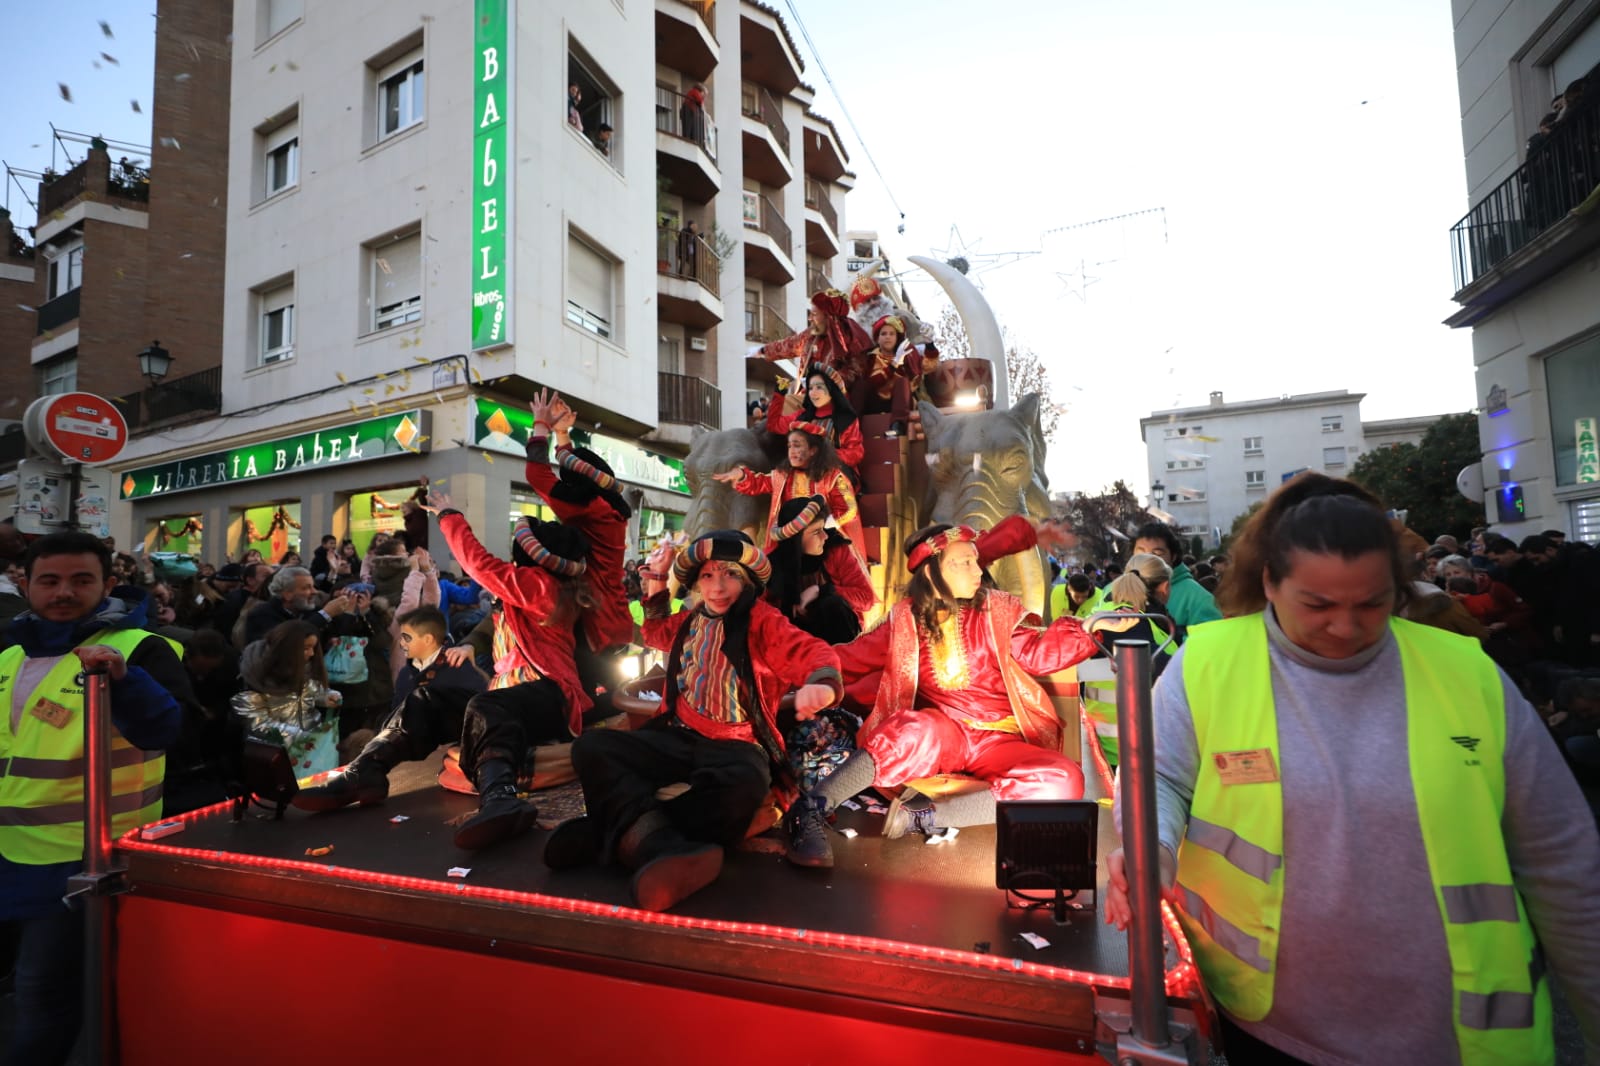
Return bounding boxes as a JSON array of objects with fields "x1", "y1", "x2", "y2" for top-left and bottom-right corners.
[
  {"x1": 674, "y1": 0, "x2": 716, "y2": 40},
  {"x1": 656, "y1": 225, "x2": 721, "y2": 296},
  {"x1": 38, "y1": 156, "x2": 150, "y2": 218},
  {"x1": 1450, "y1": 103, "x2": 1600, "y2": 292},
  {"x1": 743, "y1": 193, "x2": 791, "y2": 255},
  {"x1": 116, "y1": 366, "x2": 223, "y2": 430},
  {"x1": 744, "y1": 302, "x2": 790, "y2": 343},
  {"x1": 807, "y1": 266, "x2": 831, "y2": 294},
  {"x1": 740, "y1": 82, "x2": 790, "y2": 155},
  {"x1": 654, "y1": 86, "x2": 718, "y2": 163},
  {"x1": 659, "y1": 371, "x2": 721, "y2": 429},
  {"x1": 35, "y1": 288, "x2": 81, "y2": 334},
  {"x1": 804, "y1": 178, "x2": 837, "y2": 234}
]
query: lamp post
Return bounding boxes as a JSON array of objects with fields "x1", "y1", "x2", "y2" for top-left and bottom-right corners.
[
  {"x1": 1150, "y1": 480, "x2": 1165, "y2": 509},
  {"x1": 137, "y1": 339, "x2": 172, "y2": 387}
]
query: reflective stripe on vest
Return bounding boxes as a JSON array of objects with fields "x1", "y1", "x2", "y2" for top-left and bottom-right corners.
[
  {"x1": 1177, "y1": 614, "x2": 1551, "y2": 1064},
  {"x1": 0, "y1": 628, "x2": 172, "y2": 865},
  {"x1": 1080, "y1": 605, "x2": 1173, "y2": 766}
]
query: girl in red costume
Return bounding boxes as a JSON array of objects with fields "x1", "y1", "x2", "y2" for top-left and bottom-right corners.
[
  {"x1": 766, "y1": 362, "x2": 865, "y2": 473},
  {"x1": 809, "y1": 522, "x2": 1097, "y2": 851},
  {"x1": 713, "y1": 424, "x2": 866, "y2": 562},
  {"x1": 850, "y1": 315, "x2": 928, "y2": 439}
]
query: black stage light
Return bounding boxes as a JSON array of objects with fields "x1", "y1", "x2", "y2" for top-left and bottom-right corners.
[
  {"x1": 233, "y1": 735, "x2": 299, "y2": 821},
  {"x1": 995, "y1": 800, "x2": 1099, "y2": 922}
]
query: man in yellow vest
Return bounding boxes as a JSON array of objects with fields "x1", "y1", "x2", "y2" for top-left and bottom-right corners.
[{"x1": 1, "y1": 531, "x2": 189, "y2": 1066}]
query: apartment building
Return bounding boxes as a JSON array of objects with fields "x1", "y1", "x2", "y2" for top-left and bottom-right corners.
[
  {"x1": 1446, "y1": 0, "x2": 1600, "y2": 537},
  {"x1": 106, "y1": 0, "x2": 852, "y2": 562}
]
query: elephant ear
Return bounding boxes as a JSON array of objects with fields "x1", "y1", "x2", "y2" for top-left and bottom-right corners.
[
  {"x1": 1012, "y1": 393, "x2": 1048, "y2": 491},
  {"x1": 919, "y1": 400, "x2": 946, "y2": 445}
]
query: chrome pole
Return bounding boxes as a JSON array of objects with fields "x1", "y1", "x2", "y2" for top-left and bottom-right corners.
[
  {"x1": 80, "y1": 666, "x2": 116, "y2": 1065},
  {"x1": 1115, "y1": 637, "x2": 1169, "y2": 1050}
]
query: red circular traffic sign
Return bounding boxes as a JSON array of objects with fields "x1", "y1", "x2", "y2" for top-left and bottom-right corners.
[{"x1": 28, "y1": 392, "x2": 129, "y2": 465}]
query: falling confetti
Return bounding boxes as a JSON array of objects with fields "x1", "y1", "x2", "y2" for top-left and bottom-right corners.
[
  {"x1": 433, "y1": 392, "x2": 444, "y2": 404},
  {"x1": 412, "y1": 355, "x2": 430, "y2": 364},
  {"x1": 349, "y1": 402, "x2": 361, "y2": 414},
  {"x1": 483, "y1": 453, "x2": 495, "y2": 464},
  {"x1": 16, "y1": 305, "x2": 34, "y2": 314},
  {"x1": 174, "y1": 72, "x2": 191, "y2": 82},
  {"x1": 100, "y1": 53, "x2": 119, "y2": 65},
  {"x1": 130, "y1": 100, "x2": 142, "y2": 113},
  {"x1": 160, "y1": 137, "x2": 181, "y2": 149},
  {"x1": 99, "y1": 20, "x2": 113, "y2": 37},
  {"x1": 336, "y1": 371, "x2": 348, "y2": 383},
  {"x1": 376, "y1": 257, "x2": 392, "y2": 275},
  {"x1": 470, "y1": 367, "x2": 484, "y2": 382},
  {"x1": 58, "y1": 84, "x2": 73, "y2": 103},
  {"x1": 362, "y1": 388, "x2": 375, "y2": 395},
  {"x1": 286, "y1": 61, "x2": 299, "y2": 71}
]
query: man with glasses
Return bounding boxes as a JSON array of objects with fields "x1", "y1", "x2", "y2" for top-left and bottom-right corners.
[{"x1": 293, "y1": 606, "x2": 487, "y2": 812}]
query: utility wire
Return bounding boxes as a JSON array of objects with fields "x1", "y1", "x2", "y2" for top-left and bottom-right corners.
[{"x1": 781, "y1": 0, "x2": 906, "y2": 228}]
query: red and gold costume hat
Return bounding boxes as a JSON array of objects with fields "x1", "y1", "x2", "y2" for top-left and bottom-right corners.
[
  {"x1": 672, "y1": 530, "x2": 773, "y2": 590},
  {"x1": 905, "y1": 525, "x2": 979, "y2": 573}
]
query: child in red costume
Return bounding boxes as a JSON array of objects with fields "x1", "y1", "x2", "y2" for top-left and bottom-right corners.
[
  {"x1": 850, "y1": 315, "x2": 926, "y2": 438},
  {"x1": 543, "y1": 531, "x2": 843, "y2": 909},
  {"x1": 811, "y1": 521, "x2": 1096, "y2": 850},
  {"x1": 425, "y1": 491, "x2": 592, "y2": 852},
  {"x1": 765, "y1": 362, "x2": 865, "y2": 472},
  {"x1": 714, "y1": 425, "x2": 866, "y2": 562},
  {"x1": 753, "y1": 289, "x2": 872, "y2": 389}
]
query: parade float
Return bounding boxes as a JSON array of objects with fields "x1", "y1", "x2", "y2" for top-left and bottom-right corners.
[{"x1": 97, "y1": 260, "x2": 1209, "y2": 1065}]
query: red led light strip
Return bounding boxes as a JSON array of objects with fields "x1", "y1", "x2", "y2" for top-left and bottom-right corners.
[{"x1": 119, "y1": 797, "x2": 1198, "y2": 995}]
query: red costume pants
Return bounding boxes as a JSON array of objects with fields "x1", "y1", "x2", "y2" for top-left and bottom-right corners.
[{"x1": 861, "y1": 708, "x2": 1084, "y2": 800}]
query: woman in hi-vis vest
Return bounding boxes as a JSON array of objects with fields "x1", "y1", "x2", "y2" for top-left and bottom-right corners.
[{"x1": 1103, "y1": 474, "x2": 1600, "y2": 1066}]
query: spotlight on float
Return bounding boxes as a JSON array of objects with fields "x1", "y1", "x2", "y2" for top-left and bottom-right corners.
[{"x1": 996, "y1": 799, "x2": 1100, "y2": 923}]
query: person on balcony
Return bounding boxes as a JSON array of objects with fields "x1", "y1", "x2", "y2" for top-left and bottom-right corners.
[
  {"x1": 677, "y1": 219, "x2": 700, "y2": 277},
  {"x1": 712, "y1": 424, "x2": 866, "y2": 563},
  {"x1": 752, "y1": 289, "x2": 873, "y2": 391},
  {"x1": 680, "y1": 83, "x2": 707, "y2": 146},
  {"x1": 765, "y1": 361, "x2": 864, "y2": 473}
]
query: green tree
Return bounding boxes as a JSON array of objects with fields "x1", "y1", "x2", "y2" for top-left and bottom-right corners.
[
  {"x1": 1349, "y1": 412, "x2": 1486, "y2": 540},
  {"x1": 1218, "y1": 501, "x2": 1264, "y2": 555},
  {"x1": 1062, "y1": 480, "x2": 1154, "y2": 566}
]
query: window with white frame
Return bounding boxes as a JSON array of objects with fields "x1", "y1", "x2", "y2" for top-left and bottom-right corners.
[
  {"x1": 1321, "y1": 415, "x2": 1343, "y2": 433},
  {"x1": 38, "y1": 353, "x2": 77, "y2": 395},
  {"x1": 258, "y1": 0, "x2": 302, "y2": 43},
  {"x1": 367, "y1": 229, "x2": 421, "y2": 332},
  {"x1": 566, "y1": 231, "x2": 615, "y2": 340},
  {"x1": 264, "y1": 124, "x2": 299, "y2": 198},
  {"x1": 659, "y1": 336, "x2": 683, "y2": 374},
  {"x1": 258, "y1": 282, "x2": 295, "y2": 364},
  {"x1": 1323, "y1": 446, "x2": 1347, "y2": 467},
  {"x1": 1166, "y1": 460, "x2": 1176, "y2": 470},
  {"x1": 568, "y1": 45, "x2": 619, "y2": 165},
  {"x1": 1245, "y1": 470, "x2": 1265, "y2": 488},
  {"x1": 377, "y1": 55, "x2": 425, "y2": 140},
  {"x1": 46, "y1": 242, "x2": 84, "y2": 300},
  {"x1": 1243, "y1": 435, "x2": 1263, "y2": 455}
]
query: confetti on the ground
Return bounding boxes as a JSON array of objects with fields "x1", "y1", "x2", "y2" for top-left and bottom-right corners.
[
  {"x1": 58, "y1": 84, "x2": 72, "y2": 103},
  {"x1": 840, "y1": 799, "x2": 861, "y2": 811},
  {"x1": 838, "y1": 827, "x2": 858, "y2": 839},
  {"x1": 925, "y1": 827, "x2": 960, "y2": 845},
  {"x1": 447, "y1": 866, "x2": 471, "y2": 878},
  {"x1": 389, "y1": 815, "x2": 410, "y2": 823},
  {"x1": 305, "y1": 845, "x2": 334, "y2": 857},
  {"x1": 1019, "y1": 932, "x2": 1050, "y2": 950}
]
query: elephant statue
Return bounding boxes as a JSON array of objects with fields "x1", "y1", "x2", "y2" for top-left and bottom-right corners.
[
  {"x1": 919, "y1": 393, "x2": 1052, "y2": 615},
  {"x1": 681, "y1": 426, "x2": 784, "y2": 546}
]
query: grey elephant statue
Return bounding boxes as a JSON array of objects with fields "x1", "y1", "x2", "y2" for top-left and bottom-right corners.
[
  {"x1": 681, "y1": 426, "x2": 784, "y2": 547},
  {"x1": 919, "y1": 393, "x2": 1052, "y2": 615}
]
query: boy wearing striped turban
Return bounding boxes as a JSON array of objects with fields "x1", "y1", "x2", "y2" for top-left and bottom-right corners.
[
  {"x1": 423, "y1": 491, "x2": 594, "y2": 851},
  {"x1": 544, "y1": 531, "x2": 844, "y2": 909}
]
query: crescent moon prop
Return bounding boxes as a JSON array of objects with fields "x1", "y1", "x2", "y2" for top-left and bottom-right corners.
[{"x1": 908, "y1": 254, "x2": 1009, "y2": 410}]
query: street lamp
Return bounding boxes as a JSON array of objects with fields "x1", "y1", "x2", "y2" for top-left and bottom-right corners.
[
  {"x1": 137, "y1": 340, "x2": 172, "y2": 387},
  {"x1": 1150, "y1": 480, "x2": 1165, "y2": 507}
]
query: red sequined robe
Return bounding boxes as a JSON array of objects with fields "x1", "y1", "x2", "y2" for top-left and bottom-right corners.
[{"x1": 733, "y1": 466, "x2": 866, "y2": 563}]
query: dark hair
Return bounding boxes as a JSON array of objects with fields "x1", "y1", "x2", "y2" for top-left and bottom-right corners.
[
  {"x1": 1445, "y1": 575, "x2": 1477, "y2": 595},
  {"x1": 1484, "y1": 536, "x2": 1518, "y2": 554},
  {"x1": 766, "y1": 495, "x2": 847, "y2": 619},
  {"x1": 800, "y1": 363, "x2": 858, "y2": 439},
  {"x1": 1539, "y1": 529, "x2": 1566, "y2": 540},
  {"x1": 321, "y1": 534, "x2": 337, "y2": 546},
  {"x1": 1209, "y1": 554, "x2": 1229, "y2": 566},
  {"x1": 25, "y1": 531, "x2": 112, "y2": 580},
  {"x1": 905, "y1": 523, "x2": 985, "y2": 642},
  {"x1": 787, "y1": 429, "x2": 839, "y2": 482},
  {"x1": 1218, "y1": 473, "x2": 1412, "y2": 618},
  {"x1": 1518, "y1": 535, "x2": 1554, "y2": 555},
  {"x1": 255, "y1": 620, "x2": 327, "y2": 694},
  {"x1": 397, "y1": 605, "x2": 449, "y2": 643},
  {"x1": 185, "y1": 628, "x2": 230, "y2": 660},
  {"x1": 373, "y1": 537, "x2": 407, "y2": 558},
  {"x1": 1424, "y1": 545, "x2": 1452, "y2": 560},
  {"x1": 278, "y1": 550, "x2": 302, "y2": 565},
  {"x1": 1131, "y1": 521, "x2": 1181, "y2": 561}
]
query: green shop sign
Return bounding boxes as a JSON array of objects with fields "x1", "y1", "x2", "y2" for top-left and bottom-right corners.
[
  {"x1": 472, "y1": 398, "x2": 689, "y2": 495},
  {"x1": 120, "y1": 411, "x2": 431, "y2": 500},
  {"x1": 471, "y1": 0, "x2": 512, "y2": 350}
]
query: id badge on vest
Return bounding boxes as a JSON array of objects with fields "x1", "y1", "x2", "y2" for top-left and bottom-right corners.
[
  {"x1": 1213, "y1": 748, "x2": 1278, "y2": 785},
  {"x1": 29, "y1": 697, "x2": 74, "y2": 730}
]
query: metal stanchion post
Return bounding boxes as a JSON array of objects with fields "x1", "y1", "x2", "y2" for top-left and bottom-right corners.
[
  {"x1": 1115, "y1": 638, "x2": 1169, "y2": 1051},
  {"x1": 65, "y1": 666, "x2": 121, "y2": 1065}
]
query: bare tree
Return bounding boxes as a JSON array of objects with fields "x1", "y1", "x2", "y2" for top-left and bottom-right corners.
[{"x1": 932, "y1": 305, "x2": 1060, "y2": 443}]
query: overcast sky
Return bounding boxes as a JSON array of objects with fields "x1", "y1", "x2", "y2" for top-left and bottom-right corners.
[{"x1": 1, "y1": 1, "x2": 1479, "y2": 497}]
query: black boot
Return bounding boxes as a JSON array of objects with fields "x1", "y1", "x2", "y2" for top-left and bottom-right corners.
[
  {"x1": 543, "y1": 816, "x2": 601, "y2": 870},
  {"x1": 783, "y1": 793, "x2": 833, "y2": 868},
  {"x1": 453, "y1": 759, "x2": 538, "y2": 851},
  {"x1": 618, "y1": 810, "x2": 722, "y2": 912},
  {"x1": 291, "y1": 729, "x2": 403, "y2": 812}
]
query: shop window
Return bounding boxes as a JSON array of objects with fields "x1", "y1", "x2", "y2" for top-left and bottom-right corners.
[
  {"x1": 238, "y1": 502, "x2": 302, "y2": 563},
  {"x1": 566, "y1": 230, "x2": 617, "y2": 340},
  {"x1": 366, "y1": 228, "x2": 422, "y2": 332},
  {"x1": 152, "y1": 515, "x2": 204, "y2": 556},
  {"x1": 347, "y1": 489, "x2": 412, "y2": 558},
  {"x1": 510, "y1": 493, "x2": 557, "y2": 536},
  {"x1": 1545, "y1": 333, "x2": 1600, "y2": 485}
]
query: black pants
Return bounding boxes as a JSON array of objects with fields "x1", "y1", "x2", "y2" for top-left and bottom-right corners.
[
  {"x1": 1218, "y1": 1013, "x2": 1311, "y2": 1065},
  {"x1": 459, "y1": 680, "x2": 570, "y2": 779},
  {"x1": 571, "y1": 722, "x2": 770, "y2": 862},
  {"x1": 380, "y1": 686, "x2": 477, "y2": 763}
]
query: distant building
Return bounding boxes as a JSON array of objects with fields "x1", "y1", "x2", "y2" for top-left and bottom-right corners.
[
  {"x1": 1445, "y1": 0, "x2": 1600, "y2": 536},
  {"x1": 1360, "y1": 414, "x2": 1445, "y2": 452}
]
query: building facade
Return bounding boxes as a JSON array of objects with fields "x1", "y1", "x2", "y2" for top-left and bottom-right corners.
[
  {"x1": 1140, "y1": 390, "x2": 1368, "y2": 544},
  {"x1": 1446, "y1": 0, "x2": 1600, "y2": 538},
  {"x1": 95, "y1": 0, "x2": 851, "y2": 564}
]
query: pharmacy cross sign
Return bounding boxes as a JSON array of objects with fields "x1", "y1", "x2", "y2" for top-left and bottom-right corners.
[{"x1": 471, "y1": 0, "x2": 512, "y2": 350}]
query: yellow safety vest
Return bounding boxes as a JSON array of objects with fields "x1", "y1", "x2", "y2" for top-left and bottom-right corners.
[
  {"x1": 1177, "y1": 614, "x2": 1550, "y2": 1064},
  {"x1": 1080, "y1": 604, "x2": 1174, "y2": 767},
  {"x1": 0, "y1": 628, "x2": 175, "y2": 865}
]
